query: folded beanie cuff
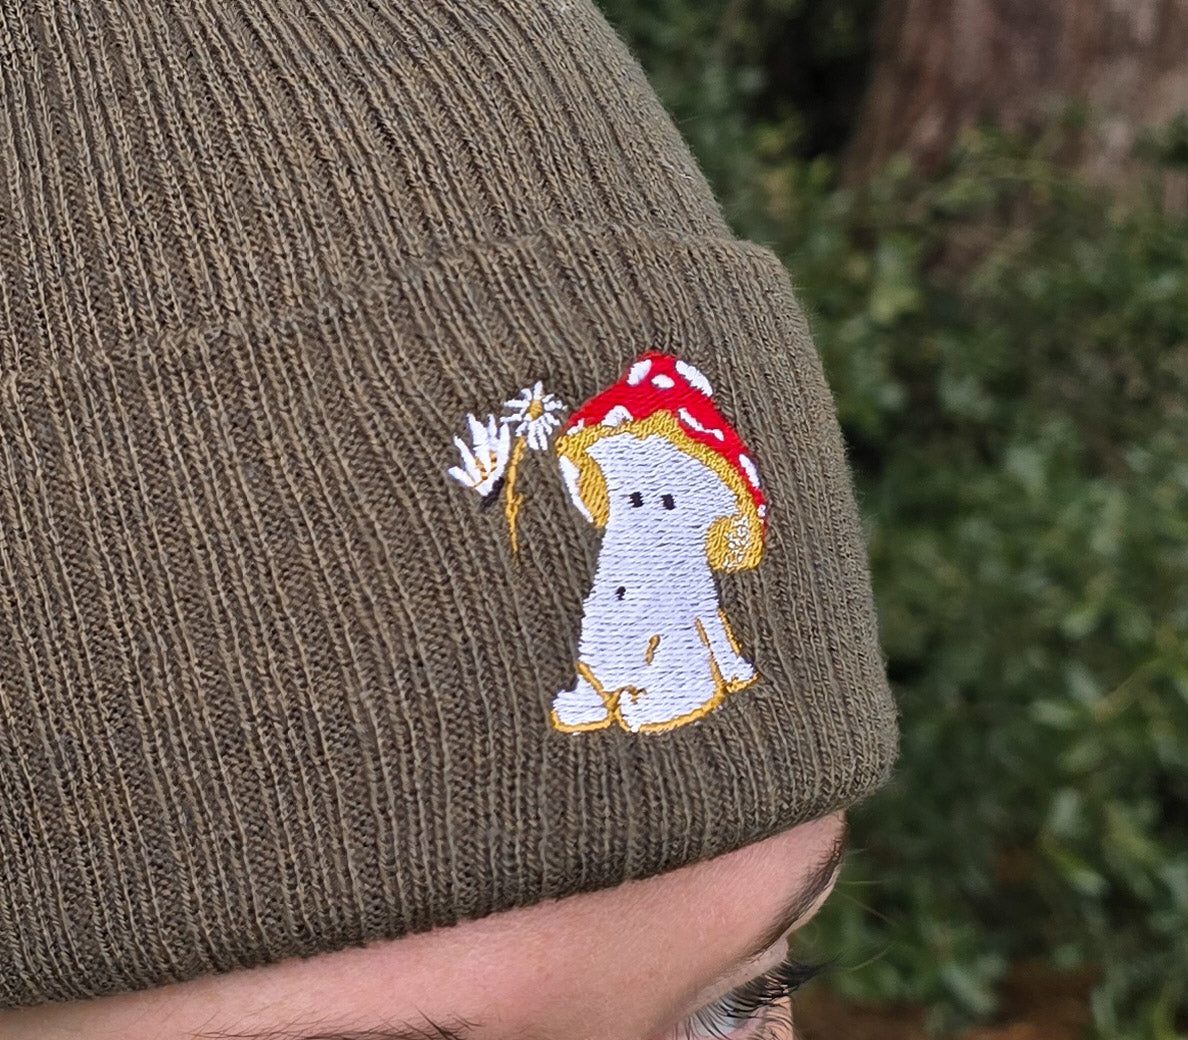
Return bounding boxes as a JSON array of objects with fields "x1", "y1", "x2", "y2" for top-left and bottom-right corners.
[{"x1": 0, "y1": 221, "x2": 897, "y2": 1007}]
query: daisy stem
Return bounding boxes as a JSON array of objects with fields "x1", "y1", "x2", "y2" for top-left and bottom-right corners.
[{"x1": 503, "y1": 433, "x2": 529, "y2": 559}]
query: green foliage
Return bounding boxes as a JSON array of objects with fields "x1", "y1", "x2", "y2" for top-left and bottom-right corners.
[
  {"x1": 596, "y1": 4, "x2": 1188, "y2": 1036},
  {"x1": 787, "y1": 129, "x2": 1188, "y2": 1040},
  {"x1": 596, "y1": 0, "x2": 877, "y2": 234}
]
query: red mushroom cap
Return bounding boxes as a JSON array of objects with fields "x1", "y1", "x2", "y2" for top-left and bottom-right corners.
[{"x1": 555, "y1": 351, "x2": 767, "y2": 571}]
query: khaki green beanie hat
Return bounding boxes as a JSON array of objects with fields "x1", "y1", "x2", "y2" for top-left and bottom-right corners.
[{"x1": 0, "y1": 0, "x2": 898, "y2": 1009}]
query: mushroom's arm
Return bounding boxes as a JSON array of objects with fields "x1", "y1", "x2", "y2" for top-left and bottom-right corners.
[{"x1": 695, "y1": 609, "x2": 756, "y2": 688}]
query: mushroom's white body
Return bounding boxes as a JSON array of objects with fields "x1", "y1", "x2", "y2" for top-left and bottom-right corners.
[{"x1": 553, "y1": 431, "x2": 757, "y2": 732}]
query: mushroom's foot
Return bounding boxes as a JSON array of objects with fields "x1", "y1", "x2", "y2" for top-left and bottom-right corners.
[
  {"x1": 722, "y1": 656, "x2": 757, "y2": 689},
  {"x1": 550, "y1": 668, "x2": 613, "y2": 732},
  {"x1": 615, "y1": 682, "x2": 725, "y2": 733}
]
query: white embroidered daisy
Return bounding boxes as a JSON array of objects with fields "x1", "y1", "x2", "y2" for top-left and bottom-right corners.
[
  {"x1": 447, "y1": 412, "x2": 511, "y2": 497},
  {"x1": 501, "y1": 380, "x2": 567, "y2": 451}
]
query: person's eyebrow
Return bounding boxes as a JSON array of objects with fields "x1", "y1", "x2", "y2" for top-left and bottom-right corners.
[
  {"x1": 195, "y1": 829, "x2": 848, "y2": 1040},
  {"x1": 193, "y1": 1018, "x2": 474, "y2": 1040},
  {"x1": 734, "y1": 819, "x2": 850, "y2": 964}
]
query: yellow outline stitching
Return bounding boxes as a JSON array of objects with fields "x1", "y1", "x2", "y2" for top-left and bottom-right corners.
[
  {"x1": 717, "y1": 607, "x2": 742, "y2": 656},
  {"x1": 555, "y1": 410, "x2": 764, "y2": 571},
  {"x1": 549, "y1": 660, "x2": 617, "y2": 733},
  {"x1": 644, "y1": 634, "x2": 660, "y2": 664},
  {"x1": 623, "y1": 616, "x2": 728, "y2": 733},
  {"x1": 549, "y1": 707, "x2": 612, "y2": 733}
]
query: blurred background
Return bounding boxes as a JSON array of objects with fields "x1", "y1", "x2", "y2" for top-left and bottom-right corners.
[{"x1": 591, "y1": 2, "x2": 1188, "y2": 1038}]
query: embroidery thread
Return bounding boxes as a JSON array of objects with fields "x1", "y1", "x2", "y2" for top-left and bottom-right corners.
[
  {"x1": 446, "y1": 352, "x2": 769, "y2": 734},
  {"x1": 551, "y1": 351, "x2": 768, "y2": 733},
  {"x1": 447, "y1": 380, "x2": 566, "y2": 558}
]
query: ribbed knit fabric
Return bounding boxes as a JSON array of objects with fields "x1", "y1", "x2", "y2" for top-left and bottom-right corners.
[{"x1": 0, "y1": 0, "x2": 898, "y2": 1008}]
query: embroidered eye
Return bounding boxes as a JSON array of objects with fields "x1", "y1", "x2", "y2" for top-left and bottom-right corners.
[
  {"x1": 616, "y1": 586, "x2": 627, "y2": 600},
  {"x1": 661, "y1": 493, "x2": 675, "y2": 510},
  {"x1": 629, "y1": 491, "x2": 644, "y2": 507}
]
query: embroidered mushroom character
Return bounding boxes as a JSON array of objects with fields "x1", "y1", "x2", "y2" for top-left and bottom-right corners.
[{"x1": 551, "y1": 351, "x2": 768, "y2": 733}]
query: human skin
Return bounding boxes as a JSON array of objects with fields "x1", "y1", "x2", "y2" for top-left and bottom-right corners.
[{"x1": 0, "y1": 813, "x2": 845, "y2": 1040}]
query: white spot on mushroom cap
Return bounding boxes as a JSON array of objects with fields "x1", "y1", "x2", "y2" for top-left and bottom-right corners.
[
  {"x1": 677, "y1": 406, "x2": 725, "y2": 441},
  {"x1": 757, "y1": 503, "x2": 767, "y2": 519},
  {"x1": 626, "y1": 359, "x2": 652, "y2": 386},
  {"x1": 675, "y1": 359, "x2": 713, "y2": 396},
  {"x1": 726, "y1": 518, "x2": 748, "y2": 553},
  {"x1": 602, "y1": 404, "x2": 633, "y2": 428},
  {"x1": 650, "y1": 373, "x2": 675, "y2": 389},
  {"x1": 738, "y1": 453, "x2": 761, "y2": 488}
]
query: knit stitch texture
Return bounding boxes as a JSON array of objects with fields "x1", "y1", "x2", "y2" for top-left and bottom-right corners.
[{"x1": 0, "y1": 0, "x2": 898, "y2": 1006}]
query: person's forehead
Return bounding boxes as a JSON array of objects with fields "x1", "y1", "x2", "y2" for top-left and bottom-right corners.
[{"x1": 0, "y1": 815, "x2": 845, "y2": 1040}]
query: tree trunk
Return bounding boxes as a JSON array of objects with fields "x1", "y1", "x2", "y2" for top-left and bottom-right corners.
[{"x1": 845, "y1": 0, "x2": 1188, "y2": 185}]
